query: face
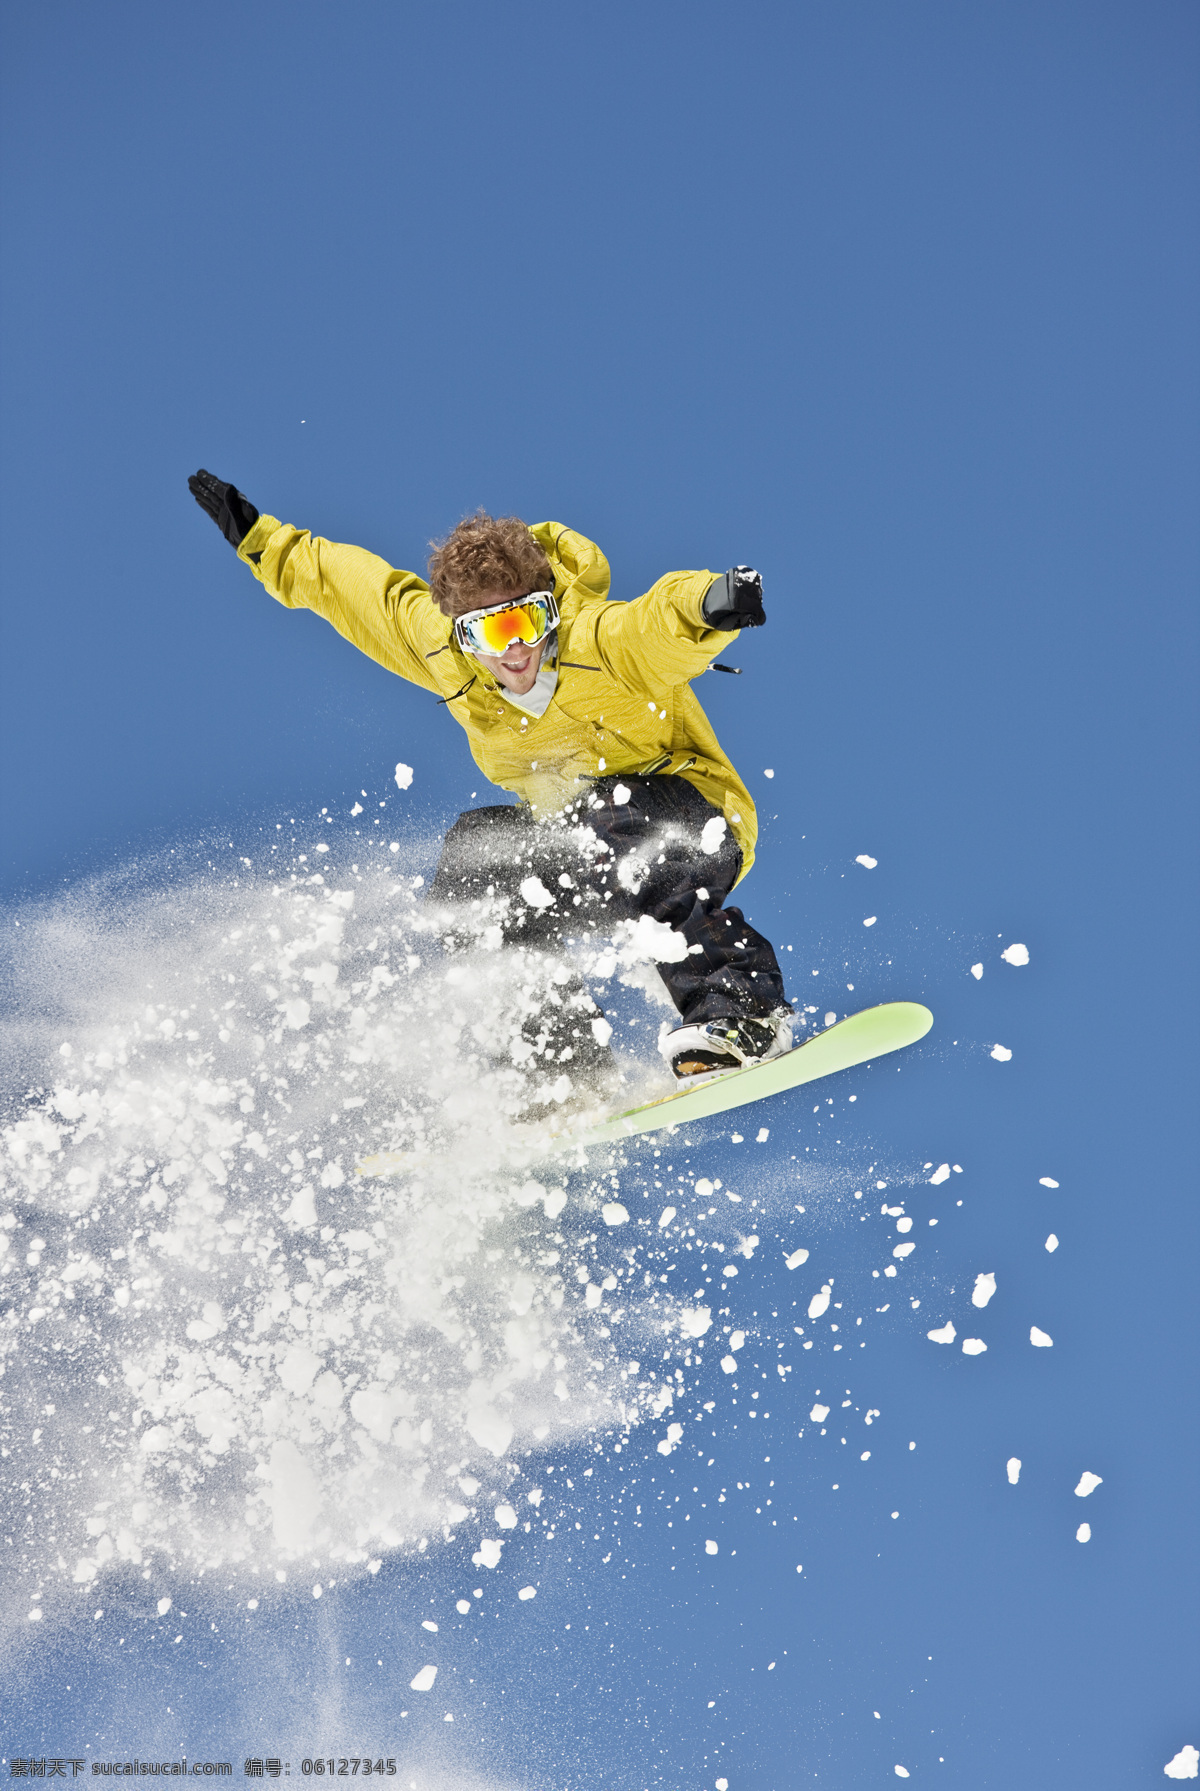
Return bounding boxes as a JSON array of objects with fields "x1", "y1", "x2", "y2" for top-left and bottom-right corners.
[{"x1": 465, "y1": 591, "x2": 550, "y2": 696}]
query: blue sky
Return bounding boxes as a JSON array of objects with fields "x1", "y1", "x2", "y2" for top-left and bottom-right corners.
[{"x1": 1, "y1": 2, "x2": 1197, "y2": 1786}]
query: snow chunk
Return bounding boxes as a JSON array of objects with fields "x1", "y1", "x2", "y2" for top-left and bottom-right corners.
[
  {"x1": 472, "y1": 1538, "x2": 504, "y2": 1569},
  {"x1": 1164, "y1": 1744, "x2": 1199, "y2": 1778},
  {"x1": 1030, "y1": 1327, "x2": 1053, "y2": 1348},
  {"x1": 1007, "y1": 1458, "x2": 1021, "y2": 1485},
  {"x1": 1039, "y1": 1176, "x2": 1059, "y2": 1188},
  {"x1": 721, "y1": 1356, "x2": 737, "y2": 1374},
  {"x1": 393, "y1": 763, "x2": 414, "y2": 791},
  {"x1": 518, "y1": 1585, "x2": 537, "y2": 1600},
  {"x1": 863, "y1": 916, "x2": 877, "y2": 927},
  {"x1": 612, "y1": 783, "x2": 631, "y2": 805},
  {"x1": 1074, "y1": 1472, "x2": 1103, "y2": 1498},
  {"x1": 962, "y1": 1338, "x2": 987, "y2": 1356},
  {"x1": 730, "y1": 1331, "x2": 745, "y2": 1350},
  {"x1": 409, "y1": 1664, "x2": 436, "y2": 1691},
  {"x1": 283, "y1": 998, "x2": 311, "y2": 1030},
  {"x1": 756, "y1": 1127, "x2": 769, "y2": 1142},
  {"x1": 494, "y1": 1503, "x2": 518, "y2": 1528},
  {"x1": 895, "y1": 1770, "x2": 910, "y2": 1780},
  {"x1": 809, "y1": 1404, "x2": 830, "y2": 1423},
  {"x1": 705, "y1": 1539, "x2": 719, "y2": 1554},
  {"x1": 282, "y1": 1184, "x2": 318, "y2": 1228},
  {"x1": 892, "y1": 1242, "x2": 915, "y2": 1259},
  {"x1": 157, "y1": 1597, "x2": 172, "y2": 1615},
  {"x1": 694, "y1": 1179, "x2": 714, "y2": 1199},
  {"x1": 519, "y1": 876, "x2": 555, "y2": 910},
  {"x1": 623, "y1": 913, "x2": 689, "y2": 962},
  {"x1": 807, "y1": 1285, "x2": 831, "y2": 1320},
  {"x1": 657, "y1": 1422, "x2": 684, "y2": 1456},
  {"x1": 466, "y1": 1406, "x2": 513, "y2": 1457},
  {"x1": 929, "y1": 1163, "x2": 951, "y2": 1185},
  {"x1": 602, "y1": 1202, "x2": 629, "y2": 1227},
  {"x1": 970, "y1": 963, "x2": 983, "y2": 979},
  {"x1": 679, "y1": 1305, "x2": 712, "y2": 1338},
  {"x1": 1045, "y1": 1234, "x2": 1059, "y2": 1252},
  {"x1": 991, "y1": 1043, "x2": 1012, "y2": 1061},
  {"x1": 699, "y1": 817, "x2": 728, "y2": 854},
  {"x1": 972, "y1": 1272, "x2": 997, "y2": 1308},
  {"x1": 927, "y1": 1322, "x2": 956, "y2": 1344},
  {"x1": 1001, "y1": 942, "x2": 1029, "y2": 966},
  {"x1": 784, "y1": 1247, "x2": 809, "y2": 1270},
  {"x1": 658, "y1": 1206, "x2": 677, "y2": 1229},
  {"x1": 590, "y1": 1016, "x2": 613, "y2": 1048},
  {"x1": 763, "y1": 769, "x2": 774, "y2": 779},
  {"x1": 855, "y1": 855, "x2": 877, "y2": 869},
  {"x1": 1076, "y1": 1523, "x2": 1091, "y2": 1543}
]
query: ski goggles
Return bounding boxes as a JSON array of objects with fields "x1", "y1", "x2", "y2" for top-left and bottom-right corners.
[{"x1": 453, "y1": 591, "x2": 559, "y2": 657}]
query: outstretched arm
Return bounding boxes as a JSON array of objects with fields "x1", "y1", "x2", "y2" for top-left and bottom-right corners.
[
  {"x1": 592, "y1": 565, "x2": 767, "y2": 690},
  {"x1": 187, "y1": 469, "x2": 445, "y2": 691}
]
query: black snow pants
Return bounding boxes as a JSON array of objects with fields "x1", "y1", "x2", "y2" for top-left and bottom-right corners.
[{"x1": 428, "y1": 774, "x2": 789, "y2": 1026}]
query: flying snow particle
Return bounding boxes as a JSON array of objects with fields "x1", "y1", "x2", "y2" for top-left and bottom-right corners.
[
  {"x1": 494, "y1": 1504, "x2": 518, "y2": 1529},
  {"x1": 422, "y1": 1620, "x2": 438, "y2": 1632},
  {"x1": 1030, "y1": 1327, "x2": 1053, "y2": 1348},
  {"x1": 591, "y1": 1017, "x2": 613, "y2": 1047},
  {"x1": 972, "y1": 1272, "x2": 997, "y2": 1308},
  {"x1": 612, "y1": 784, "x2": 631, "y2": 805},
  {"x1": 658, "y1": 1207, "x2": 677, "y2": 1229},
  {"x1": 157, "y1": 1598, "x2": 172, "y2": 1615},
  {"x1": 394, "y1": 763, "x2": 414, "y2": 791},
  {"x1": 472, "y1": 1539, "x2": 504, "y2": 1570},
  {"x1": 456, "y1": 1600, "x2": 471, "y2": 1614},
  {"x1": 809, "y1": 1404, "x2": 830, "y2": 1423},
  {"x1": 764, "y1": 769, "x2": 775, "y2": 779},
  {"x1": 1074, "y1": 1472, "x2": 1103, "y2": 1498},
  {"x1": 863, "y1": 916, "x2": 877, "y2": 927},
  {"x1": 1039, "y1": 1176, "x2": 1060, "y2": 1188},
  {"x1": 929, "y1": 1163, "x2": 951, "y2": 1185},
  {"x1": 729, "y1": 1331, "x2": 745, "y2": 1350},
  {"x1": 721, "y1": 1356, "x2": 737, "y2": 1375},
  {"x1": 784, "y1": 1248, "x2": 809, "y2": 1270},
  {"x1": 679, "y1": 1306, "x2": 712, "y2": 1339},
  {"x1": 1001, "y1": 942, "x2": 1029, "y2": 966},
  {"x1": 1007, "y1": 1458, "x2": 1021, "y2": 1485},
  {"x1": 808, "y1": 1286, "x2": 831, "y2": 1320},
  {"x1": 694, "y1": 1178, "x2": 714, "y2": 1198},
  {"x1": 1076, "y1": 1523, "x2": 1091, "y2": 1543},
  {"x1": 700, "y1": 817, "x2": 727, "y2": 854},
  {"x1": 991, "y1": 1044, "x2": 1013, "y2": 1061},
  {"x1": 1164, "y1": 1744, "x2": 1199, "y2": 1778},
  {"x1": 962, "y1": 1338, "x2": 987, "y2": 1356},
  {"x1": 705, "y1": 1539, "x2": 719, "y2": 1555},
  {"x1": 824, "y1": 1013, "x2": 837, "y2": 1028},
  {"x1": 895, "y1": 1770, "x2": 910, "y2": 1780},
  {"x1": 927, "y1": 1322, "x2": 956, "y2": 1345},
  {"x1": 602, "y1": 1202, "x2": 629, "y2": 1227},
  {"x1": 409, "y1": 1665, "x2": 437, "y2": 1691},
  {"x1": 970, "y1": 963, "x2": 983, "y2": 979},
  {"x1": 756, "y1": 1127, "x2": 769, "y2": 1142},
  {"x1": 855, "y1": 855, "x2": 877, "y2": 869},
  {"x1": 1045, "y1": 1234, "x2": 1059, "y2": 1252},
  {"x1": 519, "y1": 876, "x2": 555, "y2": 910},
  {"x1": 517, "y1": 1585, "x2": 537, "y2": 1600},
  {"x1": 657, "y1": 1423, "x2": 684, "y2": 1456}
]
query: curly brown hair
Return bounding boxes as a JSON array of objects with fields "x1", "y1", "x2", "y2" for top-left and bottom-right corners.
[{"x1": 427, "y1": 510, "x2": 555, "y2": 618}]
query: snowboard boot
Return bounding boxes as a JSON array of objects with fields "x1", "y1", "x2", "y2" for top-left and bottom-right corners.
[{"x1": 660, "y1": 1012, "x2": 793, "y2": 1081}]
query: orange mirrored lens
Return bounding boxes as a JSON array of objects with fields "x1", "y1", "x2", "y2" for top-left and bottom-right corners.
[{"x1": 477, "y1": 603, "x2": 542, "y2": 652}]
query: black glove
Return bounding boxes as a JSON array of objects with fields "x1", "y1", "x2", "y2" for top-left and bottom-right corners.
[
  {"x1": 702, "y1": 565, "x2": 766, "y2": 630},
  {"x1": 188, "y1": 469, "x2": 260, "y2": 549}
]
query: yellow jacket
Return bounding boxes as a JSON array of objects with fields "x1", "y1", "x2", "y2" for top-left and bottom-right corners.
[{"x1": 237, "y1": 516, "x2": 758, "y2": 880}]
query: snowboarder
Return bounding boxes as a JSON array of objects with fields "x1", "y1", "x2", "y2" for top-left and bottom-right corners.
[{"x1": 188, "y1": 470, "x2": 792, "y2": 1081}]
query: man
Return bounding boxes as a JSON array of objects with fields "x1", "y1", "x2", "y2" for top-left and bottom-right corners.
[{"x1": 188, "y1": 470, "x2": 793, "y2": 1081}]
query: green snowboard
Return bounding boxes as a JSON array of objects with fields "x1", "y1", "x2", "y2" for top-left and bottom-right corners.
[{"x1": 565, "y1": 1000, "x2": 933, "y2": 1144}]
